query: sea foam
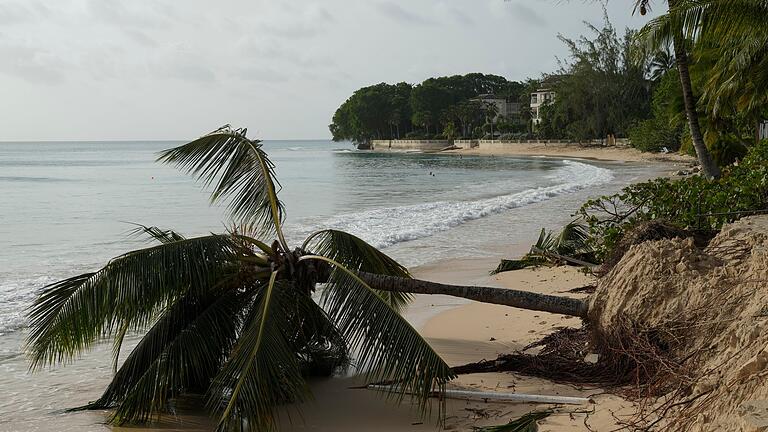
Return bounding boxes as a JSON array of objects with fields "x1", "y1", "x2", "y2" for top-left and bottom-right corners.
[{"x1": 297, "y1": 160, "x2": 613, "y2": 249}]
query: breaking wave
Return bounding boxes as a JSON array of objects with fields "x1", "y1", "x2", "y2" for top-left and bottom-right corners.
[{"x1": 299, "y1": 160, "x2": 613, "y2": 249}]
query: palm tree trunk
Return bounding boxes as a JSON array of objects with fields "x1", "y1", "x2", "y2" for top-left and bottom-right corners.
[
  {"x1": 669, "y1": 0, "x2": 720, "y2": 179},
  {"x1": 358, "y1": 272, "x2": 588, "y2": 318}
]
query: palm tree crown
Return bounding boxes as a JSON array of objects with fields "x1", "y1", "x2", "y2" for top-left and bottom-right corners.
[{"x1": 27, "y1": 125, "x2": 455, "y2": 431}]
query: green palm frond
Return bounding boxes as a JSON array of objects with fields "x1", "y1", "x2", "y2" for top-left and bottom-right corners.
[
  {"x1": 157, "y1": 125, "x2": 286, "y2": 245},
  {"x1": 302, "y1": 255, "x2": 455, "y2": 414},
  {"x1": 473, "y1": 410, "x2": 552, "y2": 432},
  {"x1": 127, "y1": 223, "x2": 186, "y2": 244},
  {"x1": 554, "y1": 221, "x2": 591, "y2": 256},
  {"x1": 27, "y1": 235, "x2": 240, "y2": 369},
  {"x1": 533, "y1": 228, "x2": 555, "y2": 252},
  {"x1": 279, "y1": 279, "x2": 350, "y2": 376},
  {"x1": 636, "y1": 0, "x2": 768, "y2": 121},
  {"x1": 674, "y1": 0, "x2": 768, "y2": 42},
  {"x1": 85, "y1": 288, "x2": 246, "y2": 425},
  {"x1": 493, "y1": 221, "x2": 593, "y2": 274},
  {"x1": 210, "y1": 273, "x2": 309, "y2": 432},
  {"x1": 302, "y1": 229, "x2": 413, "y2": 311}
]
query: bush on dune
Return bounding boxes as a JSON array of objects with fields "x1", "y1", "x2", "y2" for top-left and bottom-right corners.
[{"x1": 578, "y1": 140, "x2": 768, "y2": 260}]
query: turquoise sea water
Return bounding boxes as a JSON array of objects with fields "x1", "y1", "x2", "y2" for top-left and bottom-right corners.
[{"x1": 0, "y1": 139, "x2": 658, "y2": 431}]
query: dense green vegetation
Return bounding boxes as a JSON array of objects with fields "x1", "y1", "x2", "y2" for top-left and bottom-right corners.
[
  {"x1": 329, "y1": 73, "x2": 527, "y2": 146},
  {"x1": 578, "y1": 139, "x2": 768, "y2": 261},
  {"x1": 537, "y1": 14, "x2": 651, "y2": 141}
]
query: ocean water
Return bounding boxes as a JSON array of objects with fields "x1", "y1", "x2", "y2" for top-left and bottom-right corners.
[{"x1": 0, "y1": 139, "x2": 660, "y2": 431}]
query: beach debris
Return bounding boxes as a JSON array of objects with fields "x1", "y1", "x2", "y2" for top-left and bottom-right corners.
[
  {"x1": 491, "y1": 221, "x2": 596, "y2": 275},
  {"x1": 471, "y1": 409, "x2": 552, "y2": 432},
  {"x1": 366, "y1": 385, "x2": 589, "y2": 405},
  {"x1": 563, "y1": 284, "x2": 596, "y2": 294}
]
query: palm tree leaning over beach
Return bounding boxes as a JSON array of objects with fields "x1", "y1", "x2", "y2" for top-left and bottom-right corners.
[
  {"x1": 28, "y1": 126, "x2": 590, "y2": 431},
  {"x1": 634, "y1": 0, "x2": 721, "y2": 179},
  {"x1": 638, "y1": 0, "x2": 768, "y2": 143}
]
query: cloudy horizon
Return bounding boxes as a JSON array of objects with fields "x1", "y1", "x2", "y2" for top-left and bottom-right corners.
[{"x1": 1, "y1": 0, "x2": 658, "y2": 141}]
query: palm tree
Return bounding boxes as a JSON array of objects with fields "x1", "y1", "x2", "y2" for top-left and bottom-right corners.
[
  {"x1": 660, "y1": 0, "x2": 768, "y2": 142},
  {"x1": 485, "y1": 102, "x2": 500, "y2": 140},
  {"x1": 26, "y1": 126, "x2": 456, "y2": 431},
  {"x1": 635, "y1": 0, "x2": 721, "y2": 178},
  {"x1": 648, "y1": 44, "x2": 676, "y2": 82}
]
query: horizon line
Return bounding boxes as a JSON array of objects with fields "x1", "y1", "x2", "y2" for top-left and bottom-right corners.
[{"x1": 0, "y1": 138, "x2": 337, "y2": 143}]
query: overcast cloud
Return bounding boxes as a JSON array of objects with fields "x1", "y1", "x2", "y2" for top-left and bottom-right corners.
[{"x1": 0, "y1": 0, "x2": 657, "y2": 141}]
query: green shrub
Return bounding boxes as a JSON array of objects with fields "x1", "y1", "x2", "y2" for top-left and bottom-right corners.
[
  {"x1": 628, "y1": 118, "x2": 681, "y2": 152},
  {"x1": 710, "y1": 135, "x2": 748, "y2": 167},
  {"x1": 577, "y1": 140, "x2": 768, "y2": 261}
]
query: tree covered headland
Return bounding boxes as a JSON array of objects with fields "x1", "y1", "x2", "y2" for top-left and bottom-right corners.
[
  {"x1": 331, "y1": 5, "x2": 768, "y2": 175},
  {"x1": 329, "y1": 73, "x2": 528, "y2": 145}
]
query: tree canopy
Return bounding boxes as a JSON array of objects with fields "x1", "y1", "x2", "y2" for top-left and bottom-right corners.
[
  {"x1": 537, "y1": 12, "x2": 652, "y2": 141},
  {"x1": 329, "y1": 73, "x2": 526, "y2": 144}
]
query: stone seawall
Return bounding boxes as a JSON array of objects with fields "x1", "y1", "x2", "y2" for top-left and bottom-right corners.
[
  {"x1": 369, "y1": 138, "x2": 630, "y2": 152},
  {"x1": 371, "y1": 140, "x2": 450, "y2": 151}
]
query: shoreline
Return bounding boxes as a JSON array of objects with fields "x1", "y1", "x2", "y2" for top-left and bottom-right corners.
[{"x1": 428, "y1": 143, "x2": 694, "y2": 165}]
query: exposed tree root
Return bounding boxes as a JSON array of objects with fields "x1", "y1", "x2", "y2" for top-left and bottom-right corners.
[{"x1": 451, "y1": 321, "x2": 714, "y2": 430}]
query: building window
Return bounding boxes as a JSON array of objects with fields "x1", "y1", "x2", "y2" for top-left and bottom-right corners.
[{"x1": 531, "y1": 94, "x2": 538, "y2": 104}]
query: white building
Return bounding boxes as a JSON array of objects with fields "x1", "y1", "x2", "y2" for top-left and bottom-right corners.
[
  {"x1": 472, "y1": 94, "x2": 521, "y2": 121},
  {"x1": 530, "y1": 87, "x2": 556, "y2": 126},
  {"x1": 760, "y1": 120, "x2": 768, "y2": 140}
]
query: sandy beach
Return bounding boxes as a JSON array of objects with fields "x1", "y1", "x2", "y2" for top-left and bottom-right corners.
[{"x1": 447, "y1": 143, "x2": 695, "y2": 165}]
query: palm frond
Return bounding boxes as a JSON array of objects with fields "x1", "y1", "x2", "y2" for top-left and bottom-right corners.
[
  {"x1": 553, "y1": 221, "x2": 592, "y2": 256},
  {"x1": 493, "y1": 222, "x2": 592, "y2": 274},
  {"x1": 302, "y1": 255, "x2": 455, "y2": 416},
  {"x1": 302, "y1": 229, "x2": 413, "y2": 311},
  {"x1": 27, "y1": 235, "x2": 240, "y2": 369},
  {"x1": 278, "y1": 279, "x2": 350, "y2": 376},
  {"x1": 157, "y1": 125, "x2": 286, "y2": 244},
  {"x1": 84, "y1": 287, "x2": 246, "y2": 425},
  {"x1": 472, "y1": 410, "x2": 552, "y2": 432},
  {"x1": 533, "y1": 228, "x2": 555, "y2": 252},
  {"x1": 127, "y1": 223, "x2": 186, "y2": 244},
  {"x1": 209, "y1": 273, "x2": 309, "y2": 432},
  {"x1": 489, "y1": 257, "x2": 548, "y2": 275}
]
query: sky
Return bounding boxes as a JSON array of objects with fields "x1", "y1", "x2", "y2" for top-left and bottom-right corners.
[{"x1": 0, "y1": 0, "x2": 659, "y2": 141}]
